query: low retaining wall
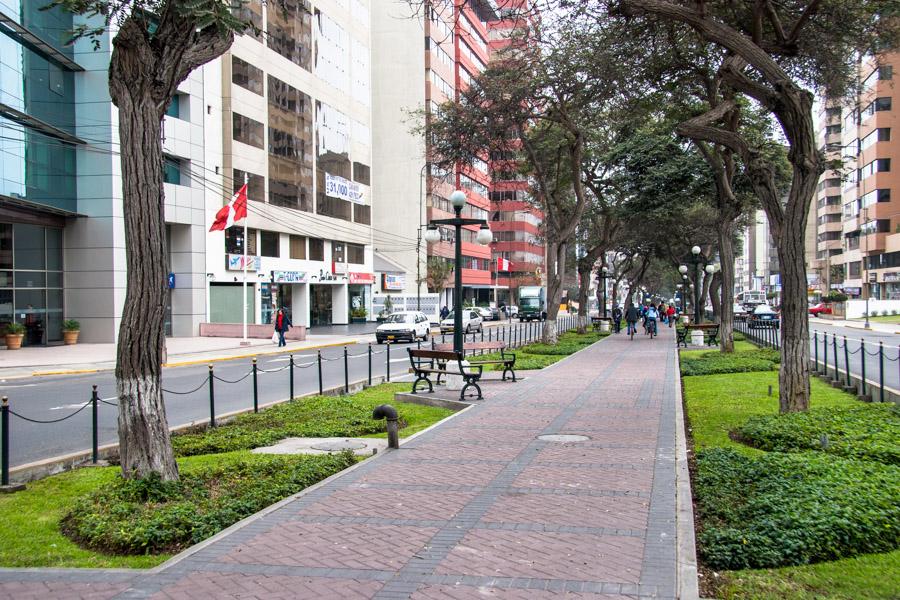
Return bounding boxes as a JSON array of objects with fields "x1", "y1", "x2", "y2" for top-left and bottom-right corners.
[
  {"x1": 811, "y1": 358, "x2": 900, "y2": 405},
  {"x1": 199, "y1": 323, "x2": 307, "y2": 340}
]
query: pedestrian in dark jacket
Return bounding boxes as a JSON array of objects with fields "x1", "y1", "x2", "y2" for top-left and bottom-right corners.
[
  {"x1": 625, "y1": 303, "x2": 639, "y2": 335},
  {"x1": 612, "y1": 305, "x2": 623, "y2": 333},
  {"x1": 274, "y1": 308, "x2": 292, "y2": 347}
]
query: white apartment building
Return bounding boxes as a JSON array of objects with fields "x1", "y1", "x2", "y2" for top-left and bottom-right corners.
[{"x1": 206, "y1": 0, "x2": 378, "y2": 333}]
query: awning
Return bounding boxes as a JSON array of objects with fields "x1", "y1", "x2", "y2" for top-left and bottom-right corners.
[{"x1": 374, "y1": 252, "x2": 407, "y2": 274}]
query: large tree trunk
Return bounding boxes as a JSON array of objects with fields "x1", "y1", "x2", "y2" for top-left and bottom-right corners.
[
  {"x1": 543, "y1": 240, "x2": 565, "y2": 344},
  {"x1": 576, "y1": 264, "x2": 591, "y2": 334},
  {"x1": 110, "y1": 43, "x2": 177, "y2": 481},
  {"x1": 709, "y1": 272, "x2": 722, "y2": 320},
  {"x1": 717, "y1": 220, "x2": 736, "y2": 352}
]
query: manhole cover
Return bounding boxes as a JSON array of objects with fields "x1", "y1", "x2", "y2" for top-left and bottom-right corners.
[
  {"x1": 311, "y1": 440, "x2": 367, "y2": 451},
  {"x1": 537, "y1": 434, "x2": 590, "y2": 443}
]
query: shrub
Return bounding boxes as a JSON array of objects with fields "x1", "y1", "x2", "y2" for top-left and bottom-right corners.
[
  {"x1": 680, "y1": 349, "x2": 781, "y2": 377},
  {"x1": 5, "y1": 323, "x2": 24, "y2": 335},
  {"x1": 695, "y1": 448, "x2": 900, "y2": 570},
  {"x1": 61, "y1": 452, "x2": 357, "y2": 555},
  {"x1": 62, "y1": 320, "x2": 81, "y2": 331},
  {"x1": 871, "y1": 310, "x2": 880, "y2": 317},
  {"x1": 733, "y1": 331, "x2": 746, "y2": 341},
  {"x1": 736, "y1": 404, "x2": 900, "y2": 465}
]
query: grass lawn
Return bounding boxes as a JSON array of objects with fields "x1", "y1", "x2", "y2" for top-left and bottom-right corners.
[
  {"x1": 680, "y1": 340, "x2": 757, "y2": 359},
  {"x1": 683, "y1": 368, "x2": 899, "y2": 598},
  {"x1": 851, "y1": 314, "x2": 900, "y2": 324}
]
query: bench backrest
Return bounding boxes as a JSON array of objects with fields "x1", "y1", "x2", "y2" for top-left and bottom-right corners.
[
  {"x1": 432, "y1": 342, "x2": 506, "y2": 352},
  {"x1": 409, "y1": 349, "x2": 462, "y2": 361}
]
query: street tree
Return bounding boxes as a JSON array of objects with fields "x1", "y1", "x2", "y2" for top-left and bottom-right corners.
[{"x1": 47, "y1": 0, "x2": 260, "y2": 479}]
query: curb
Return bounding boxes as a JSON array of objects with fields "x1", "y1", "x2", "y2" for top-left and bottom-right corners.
[
  {"x1": 25, "y1": 340, "x2": 362, "y2": 378},
  {"x1": 674, "y1": 348, "x2": 700, "y2": 600}
]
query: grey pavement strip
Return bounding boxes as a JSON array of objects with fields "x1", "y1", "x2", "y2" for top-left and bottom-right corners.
[
  {"x1": 674, "y1": 347, "x2": 701, "y2": 599},
  {"x1": 0, "y1": 568, "x2": 139, "y2": 583}
]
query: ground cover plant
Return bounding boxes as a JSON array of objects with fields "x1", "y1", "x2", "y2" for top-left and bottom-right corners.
[
  {"x1": 474, "y1": 330, "x2": 607, "y2": 371},
  {"x1": 680, "y1": 347, "x2": 780, "y2": 376},
  {"x1": 62, "y1": 451, "x2": 356, "y2": 556},
  {"x1": 172, "y1": 383, "x2": 453, "y2": 456}
]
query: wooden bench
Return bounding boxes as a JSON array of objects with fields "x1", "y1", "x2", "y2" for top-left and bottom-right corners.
[
  {"x1": 432, "y1": 341, "x2": 517, "y2": 382},
  {"x1": 590, "y1": 316, "x2": 612, "y2": 332},
  {"x1": 408, "y1": 349, "x2": 484, "y2": 400},
  {"x1": 678, "y1": 324, "x2": 720, "y2": 347}
]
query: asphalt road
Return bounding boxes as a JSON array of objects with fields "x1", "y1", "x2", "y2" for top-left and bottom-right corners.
[{"x1": 2, "y1": 318, "x2": 552, "y2": 469}]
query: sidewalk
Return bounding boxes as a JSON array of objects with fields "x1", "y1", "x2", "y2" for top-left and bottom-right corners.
[
  {"x1": 0, "y1": 329, "x2": 690, "y2": 599},
  {"x1": 810, "y1": 316, "x2": 900, "y2": 334},
  {"x1": 0, "y1": 334, "x2": 364, "y2": 379}
]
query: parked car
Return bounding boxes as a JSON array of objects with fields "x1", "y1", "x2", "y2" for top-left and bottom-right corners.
[
  {"x1": 749, "y1": 304, "x2": 780, "y2": 328},
  {"x1": 440, "y1": 309, "x2": 484, "y2": 334},
  {"x1": 733, "y1": 303, "x2": 749, "y2": 321},
  {"x1": 375, "y1": 311, "x2": 431, "y2": 344},
  {"x1": 474, "y1": 306, "x2": 495, "y2": 321},
  {"x1": 809, "y1": 302, "x2": 833, "y2": 316},
  {"x1": 506, "y1": 305, "x2": 518, "y2": 317}
]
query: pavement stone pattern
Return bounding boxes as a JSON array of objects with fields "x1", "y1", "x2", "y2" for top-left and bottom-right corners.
[{"x1": 0, "y1": 329, "x2": 679, "y2": 599}]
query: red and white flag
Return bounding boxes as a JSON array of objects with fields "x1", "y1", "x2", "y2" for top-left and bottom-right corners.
[
  {"x1": 497, "y1": 257, "x2": 512, "y2": 272},
  {"x1": 209, "y1": 184, "x2": 248, "y2": 231}
]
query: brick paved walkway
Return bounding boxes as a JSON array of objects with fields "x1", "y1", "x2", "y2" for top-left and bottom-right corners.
[{"x1": 0, "y1": 329, "x2": 686, "y2": 599}]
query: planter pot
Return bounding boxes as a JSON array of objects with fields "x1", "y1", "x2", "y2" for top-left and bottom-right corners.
[
  {"x1": 63, "y1": 330, "x2": 80, "y2": 345},
  {"x1": 5, "y1": 333, "x2": 23, "y2": 350},
  {"x1": 350, "y1": 317, "x2": 367, "y2": 324}
]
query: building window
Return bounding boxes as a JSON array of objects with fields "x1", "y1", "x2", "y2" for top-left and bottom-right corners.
[
  {"x1": 232, "y1": 113, "x2": 264, "y2": 149},
  {"x1": 825, "y1": 124, "x2": 841, "y2": 136},
  {"x1": 848, "y1": 261, "x2": 861, "y2": 278},
  {"x1": 863, "y1": 97, "x2": 892, "y2": 118},
  {"x1": 232, "y1": 56, "x2": 263, "y2": 95},
  {"x1": 260, "y1": 231, "x2": 279, "y2": 257},
  {"x1": 347, "y1": 243, "x2": 364, "y2": 264},
  {"x1": 269, "y1": 127, "x2": 306, "y2": 160},
  {"x1": 233, "y1": 169, "x2": 264, "y2": 201},
  {"x1": 290, "y1": 235, "x2": 306, "y2": 259},
  {"x1": 163, "y1": 155, "x2": 183, "y2": 186},
  {"x1": 317, "y1": 195, "x2": 352, "y2": 221},
  {"x1": 267, "y1": 0, "x2": 312, "y2": 70},
  {"x1": 309, "y1": 238, "x2": 325, "y2": 261},
  {"x1": 332, "y1": 241, "x2": 345, "y2": 263},
  {"x1": 225, "y1": 228, "x2": 257, "y2": 255},
  {"x1": 165, "y1": 95, "x2": 181, "y2": 119},
  {"x1": 353, "y1": 204, "x2": 370, "y2": 225},
  {"x1": 268, "y1": 178, "x2": 312, "y2": 212},
  {"x1": 352, "y1": 161, "x2": 370, "y2": 185}
]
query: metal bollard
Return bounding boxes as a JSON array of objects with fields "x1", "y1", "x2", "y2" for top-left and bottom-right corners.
[
  {"x1": 317, "y1": 350, "x2": 323, "y2": 395},
  {"x1": 289, "y1": 354, "x2": 295, "y2": 399},
  {"x1": 367, "y1": 345, "x2": 372, "y2": 386},
  {"x1": 832, "y1": 335, "x2": 839, "y2": 382},
  {"x1": 823, "y1": 332, "x2": 829, "y2": 376},
  {"x1": 813, "y1": 332, "x2": 818, "y2": 373},
  {"x1": 252, "y1": 358, "x2": 259, "y2": 413},
  {"x1": 1, "y1": 397, "x2": 8, "y2": 486},
  {"x1": 91, "y1": 385, "x2": 99, "y2": 464},
  {"x1": 860, "y1": 339, "x2": 867, "y2": 398},
  {"x1": 879, "y1": 342, "x2": 885, "y2": 403},
  {"x1": 843, "y1": 336, "x2": 851, "y2": 388},
  {"x1": 208, "y1": 364, "x2": 216, "y2": 428},
  {"x1": 343, "y1": 346, "x2": 349, "y2": 394},
  {"x1": 386, "y1": 342, "x2": 391, "y2": 382},
  {"x1": 372, "y1": 404, "x2": 399, "y2": 449}
]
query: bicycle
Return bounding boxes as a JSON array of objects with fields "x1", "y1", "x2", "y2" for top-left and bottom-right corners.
[
  {"x1": 647, "y1": 318, "x2": 657, "y2": 339},
  {"x1": 627, "y1": 320, "x2": 636, "y2": 340}
]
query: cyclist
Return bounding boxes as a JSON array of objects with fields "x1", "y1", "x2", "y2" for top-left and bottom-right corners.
[
  {"x1": 645, "y1": 304, "x2": 659, "y2": 337},
  {"x1": 625, "y1": 303, "x2": 639, "y2": 337}
]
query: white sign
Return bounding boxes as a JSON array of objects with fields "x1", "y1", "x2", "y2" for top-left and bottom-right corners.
[
  {"x1": 325, "y1": 172, "x2": 365, "y2": 204},
  {"x1": 272, "y1": 271, "x2": 307, "y2": 283},
  {"x1": 383, "y1": 273, "x2": 405, "y2": 291},
  {"x1": 227, "y1": 254, "x2": 261, "y2": 271}
]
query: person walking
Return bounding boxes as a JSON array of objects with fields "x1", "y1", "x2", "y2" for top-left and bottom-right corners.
[
  {"x1": 440, "y1": 305, "x2": 450, "y2": 320},
  {"x1": 666, "y1": 304, "x2": 676, "y2": 327},
  {"x1": 612, "y1": 304, "x2": 623, "y2": 333},
  {"x1": 625, "y1": 303, "x2": 639, "y2": 337},
  {"x1": 274, "y1": 307, "x2": 292, "y2": 347}
]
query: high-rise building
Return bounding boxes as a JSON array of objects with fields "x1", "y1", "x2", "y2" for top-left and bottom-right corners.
[
  {"x1": 811, "y1": 52, "x2": 898, "y2": 300},
  {"x1": 211, "y1": 0, "x2": 379, "y2": 332}
]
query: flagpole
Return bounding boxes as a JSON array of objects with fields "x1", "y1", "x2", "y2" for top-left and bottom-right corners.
[{"x1": 241, "y1": 173, "x2": 249, "y2": 346}]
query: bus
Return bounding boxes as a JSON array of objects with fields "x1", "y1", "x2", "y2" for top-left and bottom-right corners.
[{"x1": 736, "y1": 290, "x2": 767, "y2": 307}]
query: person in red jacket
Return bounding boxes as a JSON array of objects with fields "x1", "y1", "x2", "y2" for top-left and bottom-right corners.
[{"x1": 666, "y1": 304, "x2": 676, "y2": 327}]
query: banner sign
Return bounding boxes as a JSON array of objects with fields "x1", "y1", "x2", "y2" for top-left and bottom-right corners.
[
  {"x1": 383, "y1": 273, "x2": 405, "y2": 290},
  {"x1": 272, "y1": 270, "x2": 307, "y2": 283},
  {"x1": 325, "y1": 173, "x2": 365, "y2": 204},
  {"x1": 883, "y1": 272, "x2": 900, "y2": 282},
  {"x1": 227, "y1": 254, "x2": 261, "y2": 271},
  {"x1": 349, "y1": 272, "x2": 375, "y2": 284}
]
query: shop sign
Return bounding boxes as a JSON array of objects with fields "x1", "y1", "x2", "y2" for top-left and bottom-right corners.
[
  {"x1": 227, "y1": 254, "x2": 261, "y2": 271},
  {"x1": 311, "y1": 269, "x2": 344, "y2": 283},
  {"x1": 349, "y1": 272, "x2": 375, "y2": 284},
  {"x1": 324, "y1": 173, "x2": 365, "y2": 204},
  {"x1": 883, "y1": 272, "x2": 900, "y2": 282},
  {"x1": 333, "y1": 261, "x2": 349, "y2": 274},
  {"x1": 383, "y1": 273, "x2": 405, "y2": 290},
  {"x1": 272, "y1": 270, "x2": 307, "y2": 283},
  {"x1": 843, "y1": 287, "x2": 861, "y2": 294}
]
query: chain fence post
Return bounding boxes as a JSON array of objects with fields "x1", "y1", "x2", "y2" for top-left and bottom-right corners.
[
  {"x1": 879, "y1": 341, "x2": 885, "y2": 403},
  {"x1": 813, "y1": 331, "x2": 818, "y2": 373},
  {"x1": 832, "y1": 335, "x2": 839, "y2": 383},
  {"x1": 343, "y1": 346, "x2": 349, "y2": 394},
  {"x1": 317, "y1": 350, "x2": 323, "y2": 395},
  {"x1": 208, "y1": 364, "x2": 216, "y2": 428},
  {"x1": 252, "y1": 358, "x2": 259, "y2": 413},
  {"x1": 367, "y1": 344, "x2": 372, "y2": 386},
  {"x1": 843, "y1": 336, "x2": 851, "y2": 388},
  {"x1": 289, "y1": 354, "x2": 295, "y2": 399},
  {"x1": 91, "y1": 385, "x2": 98, "y2": 464},
  {"x1": 823, "y1": 332, "x2": 829, "y2": 377},
  {"x1": 860, "y1": 339, "x2": 867, "y2": 398},
  {"x1": 1, "y1": 397, "x2": 7, "y2": 486},
  {"x1": 386, "y1": 342, "x2": 391, "y2": 382}
]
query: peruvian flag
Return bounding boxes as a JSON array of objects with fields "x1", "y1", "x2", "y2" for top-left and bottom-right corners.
[
  {"x1": 209, "y1": 184, "x2": 248, "y2": 231},
  {"x1": 497, "y1": 257, "x2": 512, "y2": 272}
]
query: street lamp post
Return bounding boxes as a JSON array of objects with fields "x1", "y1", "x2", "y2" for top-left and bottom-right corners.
[
  {"x1": 423, "y1": 190, "x2": 492, "y2": 354},
  {"x1": 597, "y1": 266, "x2": 610, "y2": 318}
]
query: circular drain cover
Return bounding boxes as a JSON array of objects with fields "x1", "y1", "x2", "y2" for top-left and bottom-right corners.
[
  {"x1": 311, "y1": 440, "x2": 367, "y2": 451},
  {"x1": 538, "y1": 434, "x2": 590, "y2": 443}
]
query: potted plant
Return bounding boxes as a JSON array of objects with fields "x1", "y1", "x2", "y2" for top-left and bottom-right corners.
[
  {"x1": 62, "y1": 320, "x2": 81, "y2": 345},
  {"x1": 5, "y1": 322, "x2": 25, "y2": 350},
  {"x1": 350, "y1": 307, "x2": 367, "y2": 323},
  {"x1": 377, "y1": 295, "x2": 394, "y2": 323}
]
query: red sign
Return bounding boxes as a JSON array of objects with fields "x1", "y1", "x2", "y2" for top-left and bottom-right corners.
[{"x1": 349, "y1": 272, "x2": 375, "y2": 284}]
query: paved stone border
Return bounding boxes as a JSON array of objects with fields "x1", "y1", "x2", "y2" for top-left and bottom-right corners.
[{"x1": 674, "y1": 349, "x2": 700, "y2": 599}]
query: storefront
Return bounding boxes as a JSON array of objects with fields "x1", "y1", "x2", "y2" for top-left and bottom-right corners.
[
  {"x1": 271, "y1": 270, "x2": 308, "y2": 326},
  {"x1": 308, "y1": 270, "x2": 348, "y2": 327},
  {"x1": 0, "y1": 223, "x2": 64, "y2": 346},
  {"x1": 348, "y1": 272, "x2": 374, "y2": 321}
]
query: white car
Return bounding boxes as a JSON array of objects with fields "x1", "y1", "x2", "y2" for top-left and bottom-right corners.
[
  {"x1": 474, "y1": 307, "x2": 494, "y2": 321},
  {"x1": 733, "y1": 303, "x2": 749, "y2": 321},
  {"x1": 440, "y1": 309, "x2": 484, "y2": 334},
  {"x1": 375, "y1": 311, "x2": 431, "y2": 344}
]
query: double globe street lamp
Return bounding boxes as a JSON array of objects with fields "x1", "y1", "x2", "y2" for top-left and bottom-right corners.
[
  {"x1": 679, "y1": 246, "x2": 716, "y2": 324},
  {"x1": 423, "y1": 190, "x2": 493, "y2": 354}
]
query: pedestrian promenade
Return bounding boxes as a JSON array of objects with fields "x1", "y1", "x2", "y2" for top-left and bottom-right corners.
[{"x1": 0, "y1": 328, "x2": 688, "y2": 599}]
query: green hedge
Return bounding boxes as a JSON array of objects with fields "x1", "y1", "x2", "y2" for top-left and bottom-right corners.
[
  {"x1": 61, "y1": 452, "x2": 356, "y2": 555},
  {"x1": 736, "y1": 404, "x2": 900, "y2": 466},
  {"x1": 681, "y1": 349, "x2": 781, "y2": 376},
  {"x1": 696, "y1": 448, "x2": 900, "y2": 570}
]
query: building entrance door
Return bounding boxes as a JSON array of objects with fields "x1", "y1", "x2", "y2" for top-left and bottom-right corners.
[{"x1": 310, "y1": 285, "x2": 332, "y2": 326}]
